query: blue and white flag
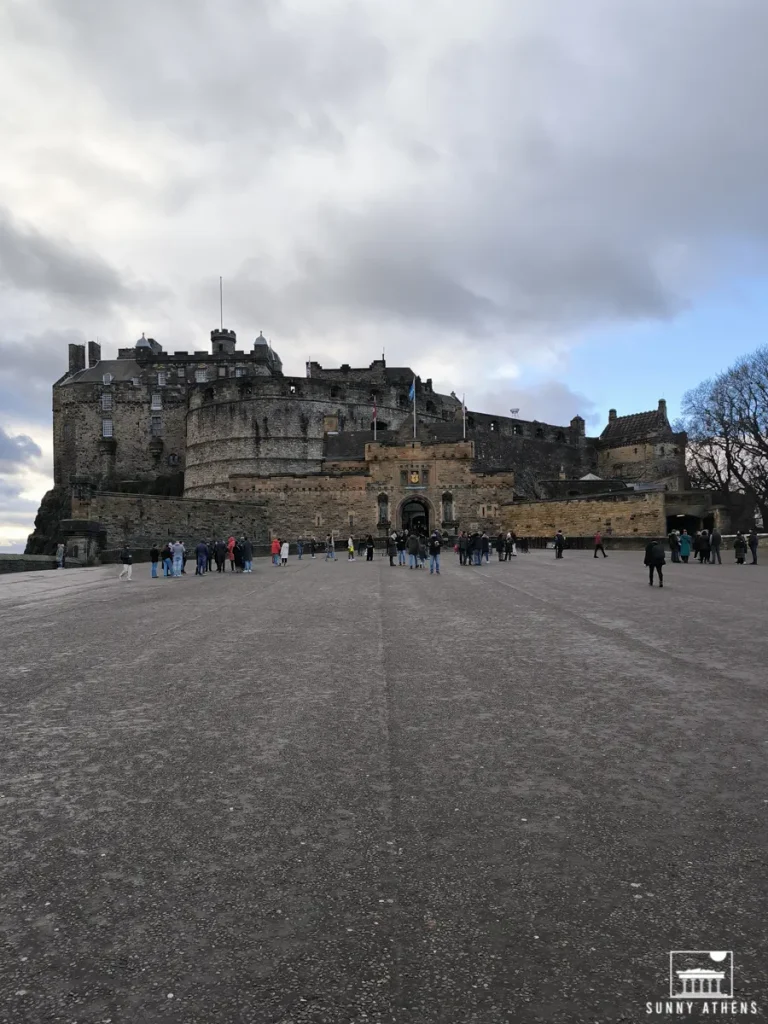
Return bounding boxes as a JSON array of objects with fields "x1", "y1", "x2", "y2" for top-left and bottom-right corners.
[{"x1": 408, "y1": 378, "x2": 415, "y2": 401}]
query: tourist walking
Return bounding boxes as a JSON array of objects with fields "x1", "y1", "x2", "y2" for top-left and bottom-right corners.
[
  {"x1": 397, "y1": 532, "x2": 407, "y2": 565},
  {"x1": 429, "y1": 531, "x2": 441, "y2": 574},
  {"x1": 118, "y1": 545, "x2": 133, "y2": 581},
  {"x1": 734, "y1": 531, "x2": 748, "y2": 565},
  {"x1": 214, "y1": 539, "x2": 227, "y2": 572},
  {"x1": 347, "y1": 536, "x2": 356, "y2": 561},
  {"x1": 418, "y1": 534, "x2": 427, "y2": 569},
  {"x1": 171, "y1": 540, "x2": 185, "y2": 577},
  {"x1": 162, "y1": 542, "x2": 173, "y2": 576},
  {"x1": 554, "y1": 531, "x2": 565, "y2": 559},
  {"x1": 710, "y1": 527, "x2": 722, "y2": 564},
  {"x1": 504, "y1": 532, "x2": 515, "y2": 560},
  {"x1": 325, "y1": 534, "x2": 336, "y2": 561},
  {"x1": 387, "y1": 533, "x2": 397, "y2": 566},
  {"x1": 698, "y1": 529, "x2": 711, "y2": 564},
  {"x1": 150, "y1": 544, "x2": 159, "y2": 578},
  {"x1": 227, "y1": 535, "x2": 236, "y2": 572},
  {"x1": 297, "y1": 536, "x2": 304, "y2": 559},
  {"x1": 56, "y1": 542, "x2": 65, "y2": 569},
  {"x1": 679, "y1": 530, "x2": 692, "y2": 563},
  {"x1": 495, "y1": 533, "x2": 504, "y2": 561},
  {"x1": 309, "y1": 536, "x2": 316, "y2": 558},
  {"x1": 748, "y1": 527, "x2": 759, "y2": 564},
  {"x1": 644, "y1": 538, "x2": 666, "y2": 587},
  {"x1": 481, "y1": 532, "x2": 490, "y2": 563},
  {"x1": 241, "y1": 537, "x2": 253, "y2": 572},
  {"x1": 366, "y1": 534, "x2": 375, "y2": 561},
  {"x1": 407, "y1": 531, "x2": 419, "y2": 569},
  {"x1": 281, "y1": 540, "x2": 289, "y2": 566},
  {"x1": 593, "y1": 530, "x2": 607, "y2": 558},
  {"x1": 195, "y1": 540, "x2": 208, "y2": 575},
  {"x1": 458, "y1": 531, "x2": 468, "y2": 565},
  {"x1": 668, "y1": 529, "x2": 680, "y2": 563},
  {"x1": 233, "y1": 539, "x2": 244, "y2": 572}
]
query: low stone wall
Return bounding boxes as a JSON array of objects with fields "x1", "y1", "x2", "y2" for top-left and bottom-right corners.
[
  {"x1": 502, "y1": 491, "x2": 667, "y2": 539},
  {"x1": 0, "y1": 554, "x2": 59, "y2": 574},
  {"x1": 72, "y1": 492, "x2": 269, "y2": 551}
]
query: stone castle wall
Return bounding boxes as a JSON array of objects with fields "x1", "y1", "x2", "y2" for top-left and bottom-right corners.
[
  {"x1": 502, "y1": 492, "x2": 667, "y2": 539},
  {"x1": 597, "y1": 442, "x2": 687, "y2": 491},
  {"x1": 73, "y1": 492, "x2": 268, "y2": 549}
]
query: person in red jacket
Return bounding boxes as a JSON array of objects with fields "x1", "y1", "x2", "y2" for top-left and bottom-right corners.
[
  {"x1": 227, "y1": 535, "x2": 236, "y2": 571},
  {"x1": 271, "y1": 537, "x2": 281, "y2": 566},
  {"x1": 594, "y1": 530, "x2": 607, "y2": 558}
]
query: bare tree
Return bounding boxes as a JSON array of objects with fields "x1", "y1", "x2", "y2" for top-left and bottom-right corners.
[{"x1": 680, "y1": 348, "x2": 768, "y2": 526}]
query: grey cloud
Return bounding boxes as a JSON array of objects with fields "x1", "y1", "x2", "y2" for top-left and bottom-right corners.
[
  {"x1": 0, "y1": 209, "x2": 135, "y2": 310},
  {"x1": 0, "y1": 426, "x2": 42, "y2": 466},
  {"x1": 470, "y1": 382, "x2": 600, "y2": 430},
  {"x1": 0, "y1": 328, "x2": 81, "y2": 426}
]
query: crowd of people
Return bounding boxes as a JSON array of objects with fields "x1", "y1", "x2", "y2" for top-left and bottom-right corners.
[{"x1": 666, "y1": 526, "x2": 759, "y2": 566}]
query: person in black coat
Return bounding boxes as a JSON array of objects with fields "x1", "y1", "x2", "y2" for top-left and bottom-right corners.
[
  {"x1": 644, "y1": 539, "x2": 666, "y2": 587},
  {"x1": 365, "y1": 534, "x2": 375, "y2": 562}
]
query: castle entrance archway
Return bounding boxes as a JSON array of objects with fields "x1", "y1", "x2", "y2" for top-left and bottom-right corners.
[{"x1": 401, "y1": 497, "x2": 430, "y2": 535}]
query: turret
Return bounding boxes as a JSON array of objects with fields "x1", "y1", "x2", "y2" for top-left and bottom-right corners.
[{"x1": 211, "y1": 328, "x2": 236, "y2": 355}]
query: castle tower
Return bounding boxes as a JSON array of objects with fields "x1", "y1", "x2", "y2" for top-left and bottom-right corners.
[{"x1": 211, "y1": 328, "x2": 236, "y2": 355}]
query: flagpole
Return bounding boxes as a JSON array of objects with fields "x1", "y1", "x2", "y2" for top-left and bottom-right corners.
[
  {"x1": 373, "y1": 399, "x2": 377, "y2": 441},
  {"x1": 412, "y1": 379, "x2": 416, "y2": 439},
  {"x1": 219, "y1": 276, "x2": 223, "y2": 330},
  {"x1": 462, "y1": 393, "x2": 466, "y2": 440}
]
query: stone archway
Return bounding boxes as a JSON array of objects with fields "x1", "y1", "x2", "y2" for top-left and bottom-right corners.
[{"x1": 400, "y1": 496, "x2": 431, "y2": 535}]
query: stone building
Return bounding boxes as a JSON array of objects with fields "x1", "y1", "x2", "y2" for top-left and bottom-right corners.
[{"x1": 27, "y1": 327, "x2": 704, "y2": 557}]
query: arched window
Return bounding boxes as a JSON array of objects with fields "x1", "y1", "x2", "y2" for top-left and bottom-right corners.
[
  {"x1": 377, "y1": 493, "x2": 389, "y2": 525},
  {"x1": 555, "y1": 430, "x2": 566, "y2": 442},
  {"x1": 426, "y1": 400, "x2": 436, "y2": 413},
  {"x1": 399, "y1": 393, "x2": 408, "y2": 408},
  {"x1": 535, "y1": 427, "x2": 544, "y2": 439},
  {"x1": 442, "y1": 491, "x2": 454, "y2": 522},
  {"x1": 490, "y1": 420, "x2": 498, "y2": 432},
  {"x1": 513, "y1": 424, "x2": 523, "y2": 436}
]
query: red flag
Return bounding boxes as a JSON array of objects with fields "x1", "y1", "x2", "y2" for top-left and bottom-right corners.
[{"x1": 373, "y1": 397, "x2": 378, "y2": 421}]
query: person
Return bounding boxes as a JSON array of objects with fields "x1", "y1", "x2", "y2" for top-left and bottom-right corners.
[
  {"x1": 271, "y1": 537, "x2": 281, "y2": 566},
  {"x1": 407, "y1": 531, "x2": 420, "y2": 569},
  {"x1": 171, "y1": 539, "x2": 185, "y2": 577},
  {"x1": 554, "y1": 531, "x2": 565, "y2": 559},
  {"x1": 418, "y1": 533, "x2": 427, "y2": 569},
  {"x1": 495, "y1": 533, "x2": 505, "y2": 561},
  {"x1": 297, "y1": 536, "x2": 304, "y2": 560},
  {"x1": 510, "y1": 531, "x2": 518, "y2": 556},
  {"x1": 387, "y1": 533, "x2": 397, "y2": 566},
  {"x1": 55, "y1": 542, "x2": 65, "y2": 569},
  {"x1": 280, "y1": 539, "x2": 289, "y2": 566},
  {"x1": 181, "y1": 543, "x2": 188, "y2": 575},
  {"x1": 118, "y1": 544, "x2": 133, "y2": 581},
  {"x1": 668, "y1": 529, "x2": 680, "y2": 563},
  {"x1": 325, "y1": 534, "x2": 336, "y2": 561},
  {"x1": 698, "y1": 529, "x2": 710, "y2": 564},
  {"x1": 234, "y1": 539, "x2": 244, "y2": 572},
  {"x1": 309, "y1": 536, "x2": 316, "y2": 558},
  {"x1": 397, "y1": 531, "x2": 407, "y2": 566},
  {"x1": 471, "y1": 532, "x2": 482, "y2": 565},
  {"x1": 227, "y1": 535, "x2": 236, "y2": 572},
  {"x1": 748, "y1": 527, "x2": 759, "y2": 565},
  {"x1": 241, "y1": 536, "x2": 253, "y2": 572},
  {"x1": 644, "y1": 537, "x2": 666, "y2": 587},
  {"x1": 429, "y1": 531, "x2": 441, "y2": 574},
  {"x1": 593, "y1": 530, "x2": 607, "y2": 558},
  {"x1": 692, "y1": 531, "x2": 701, "y2": 562},
  {"x1": 457, "y1": 531, "x2": 467, "y2": 565},
  {"x1": 206, "y1": 541, "x2": 214, "y2": 573},
  {"x1": 679, "y1": 529, "x2": 692, "y2": 564},
  {"x1": 366, "y1": 534, "x2": 375, "y2": 562},
  {"x1": 710, "y1": 527, "x2": 722, "y2": 564},
  {"x1": 215, "y1": 538, "x2": 227, "y2": 572},
  {"x1": 195, "y1": 540, "x2": 208, "y2": 576},
  {"x1": 150, "y1": 543, "x2": 160, "y2": 578},
  {"x1": 347, "y1": 536, "x2": 356, "y2": 561},
  {"x1": 504, "y1": 532, "x2": 515, "y2": 560},
  {"x1": 479, "y1": 532, "x2": 489, "y2": 563},
  {"x1": 162, "y1": 542, "x2": 173, "y2": 576},
  {"x1": 734, "y1": 530, "x2": 748, "y2": 565}
]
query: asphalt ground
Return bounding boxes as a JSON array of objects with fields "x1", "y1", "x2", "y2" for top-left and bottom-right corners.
[{"x1": 1, "y1": 550, "x2": 766, "y2": 1023}]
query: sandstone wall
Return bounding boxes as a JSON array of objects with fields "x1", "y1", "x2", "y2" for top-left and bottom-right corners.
[
  {"x1": 501, "y1": 492, "x2": 666, "y2": 538},
  {"x1": 597, "y1": 442, "x2": 687, "y2": 490},
  {"x1": 74, "y1": 492, "x2": 268, "y2": 549}
]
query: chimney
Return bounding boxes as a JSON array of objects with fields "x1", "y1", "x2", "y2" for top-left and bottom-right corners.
[
  {"x1": 87, "y1": 340, "x2": 101, "y2": 367},
  {"x1": 658, "y1": 398, "x2": 667, "y2": 419},
  {"x1": 68, "y1": 343, "x2": 86, "y2": 375},
  {"x1": 608, "y1": 409, "x2": 617, "y2": 423}
]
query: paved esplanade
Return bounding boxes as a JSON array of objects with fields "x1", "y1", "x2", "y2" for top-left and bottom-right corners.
[{"x1": 1, "y1": 552, "x2": 766, "y2": 1023}]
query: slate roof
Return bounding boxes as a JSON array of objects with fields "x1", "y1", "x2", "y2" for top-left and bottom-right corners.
[
  {"x1": 599, "y1": 409, "x2": 674, "y2": 446},
  {"x1": 60, "y1": 359, "x2": 142, "y2": 385}
]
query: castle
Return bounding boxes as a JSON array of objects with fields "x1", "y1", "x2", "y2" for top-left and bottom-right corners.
[{"x1": 28, "y1": 326, "x2": 723, "y2": 560}]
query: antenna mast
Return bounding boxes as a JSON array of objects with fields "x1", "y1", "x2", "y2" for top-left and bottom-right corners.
[{"x1": 219, "y1": 276, "x2": 223, "y2": 330}]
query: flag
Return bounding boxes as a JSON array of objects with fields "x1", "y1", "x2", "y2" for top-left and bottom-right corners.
[
  {"x1": 372, "y1": 397, "x2": 378, "y2": 421},
  {"x1": 408, "y1": 378, "x2": 415, "y2": 401}
]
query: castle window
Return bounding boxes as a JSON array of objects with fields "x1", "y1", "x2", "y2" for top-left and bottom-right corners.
[
  {"x1": 168, "y1": 453, "x2": 180, "y2": 467},
  {"x1": 235, "y1": 367, "x2": 246, "y2": 378},
  {"x1": 63, "y1": 423, "x2": 72, "y2": 440},
  {"x1": 204, "y1": 387, "x2": 215, "y2": 402},
  {"x1": 157, "y1": 372, "x2": 167, "y2": 387},
  {"x1": 634, "y1": 447, "x2": 638, "y2": 454},
  {"x1": 513, "y1": 424, "x2": 523, "y2": 436},
  {"x1": 372, "y1": 420, "x2": 388, "y2": 431},
  {"x1": 330, "y1": 385, "x2": 344, "y2": 400},
  {"x1": 535, "y1": 427, "x2": 544, "y2": 439},
  {"x1": 399, "y1": 393, "x2": 408, "y2": 408},
  {"x1": 466, "y1": 415, "x2": 475, "y2": 428},
  {"x1": 195, "y1": 368, "x2": 208, "y2": 383},
  {"x1": 218, "y1": 366, "x2": 227, "y2": 377},
  {"x1": 101, "y1": 393, "x2": 113, "y2": 412},
  {"x1": 348, "y1": 514, "x2": 354, "y2": 528},
  {"x1": 490, "y1": 420, "x2": 498, "y2": 431},
  {"x1": 102, "y1": 418, "x2": 113, "y2": 438},
  {"x1": 555, "y1": 430, "x2": 566, "y2": 442},
  {"x1": 442, "y1": 491, "x2": 454, "y2": 521},
  {"x1": 400, "y1": 469, "x2": 408, "y2": 485},
  {"x1": 377, "y1": 493, "x2": 389, "y2": 524},
  {"x1": 102, "y1": 373, "x2": 113, "y2": 386},
  {"x1": 150, "y1": 416, "x2": 163, "y2": 436},
  {"x1": 426, "y1": 400, "x2": 436, "y2": 414},
  {"x1": 177, "y1": 366, "x2": 185, "y2": 377},
  {"x1": 289, "y1": 384, "x2": 297, "y2": 394},
  {"x1": 151, "y1": 392, "x2": 162, "y2": 410},
  {"x1": 659, "y1": 446, "x2": 665, "y2": 456},
  {"x1": 421, "y1": 468, "x2": 430, "y2": 486},
  {"x1": 315, "y1": 513, "x2": 322, "y2": 527}
]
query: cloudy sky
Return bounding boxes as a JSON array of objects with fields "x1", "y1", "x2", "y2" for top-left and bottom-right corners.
[{"x1": 2, "y1": 0, "x2": 768, "y2": 549}]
